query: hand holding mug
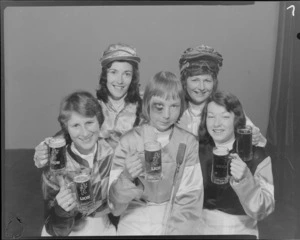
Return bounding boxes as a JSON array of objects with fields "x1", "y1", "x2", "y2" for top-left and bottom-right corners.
[
  {"x1": 124, "y1": 152, "x2": 144, "y2": 181},
  {"x1": 33, "y1": 137, "x2": 51, "y2": 168},
  {"x1": 229, "y1": 153, "x2": 250, "y2": 182},
  {"x1": 252, "y1": 126, "x2": 262, "y2": 146},
  {"x1": 56, "y1": 184, "x2": 77, "y2": 212}
]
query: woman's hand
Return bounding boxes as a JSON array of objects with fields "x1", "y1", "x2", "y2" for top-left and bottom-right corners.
[
  {"x1": 252, "y1": 126, "x2": 263, "y2": 146},
  {"x1": 229, "y1": 153, "x2": 250, "y2": 182},
  {"x1": 56, "y1": 184, "x2": 77, "y2": 212},
  {"x1": 33, "y1": 138, "x2": 51, "y2": 168},
  {"x1": 124, "y1": 152, "x2": 144, "y2": 181}
]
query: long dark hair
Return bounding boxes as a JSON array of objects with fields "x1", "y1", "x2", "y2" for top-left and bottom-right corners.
[
  {"x1": 96, "y1": 60, "x2": 142, "y2": 126},
  {"x1": 198, "y1": 91, "x2": 246, "y2": 145}
]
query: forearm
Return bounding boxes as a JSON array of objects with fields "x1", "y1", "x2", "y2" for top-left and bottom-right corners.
[
  {"x1": 231, "y1": 157, "x2": 275, "y2": 220},
  {"x1": 44, "y1": 201, "x2": 76, "y2": 236}
]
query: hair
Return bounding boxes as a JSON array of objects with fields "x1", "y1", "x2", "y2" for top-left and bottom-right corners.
[
  {"x1": 58, "y1": 91, "x2": 104, "y2": 142},
  {"x1": 96, "y1": 60, "x2": 142, "y2": 126},
  {"x1": 142, "y1": 71, "x2": 186, "y2": 122},
  {"x1": 180, "y1": 57, "x2": 220, "y2": 103},
  {"x1": 198, "y1": 91, "x2": 246, "y2": 145}
]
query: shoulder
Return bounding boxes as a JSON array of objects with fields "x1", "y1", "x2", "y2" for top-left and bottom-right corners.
[
  {"x1": 247, "y1": 146, "x2": 269, "y2": 173},
  {"x1": 253, "y1": 146, "x2": 268, "y2": 162},
  {"x1": 97, "y1": 138, "x2": 114, "y2": 156},
  {"x1": 174, "y1": 125, "x2": 198, "y2": 141},
  {"x1": 124, "y1": 102, "x2": 138, "y2": 113},
  {"x1": 119, "y1": 125, "x2": 142, "y2": 141},
  {"x1": 174, "y1": 124, "x2": 193, "y2": 136}
]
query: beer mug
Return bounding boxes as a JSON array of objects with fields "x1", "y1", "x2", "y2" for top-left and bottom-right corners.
[
  {"x1": 68, "y1": 172, "x2": 94, "y2": 213},
  {"x1": 144, "y1": 141, "x2": 162, "y2": 182},
  {"x1": 211, "y1": 146, "x2": 231, "y2": 185},
  {"x1": 236, "y1": 125, "x2": 253, "y2": 162},
  {"x1": 48, "y1": 136, "x2": 66, "y2": 172}
]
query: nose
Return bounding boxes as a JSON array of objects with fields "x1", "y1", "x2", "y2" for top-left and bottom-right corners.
[
  {"x1": 163, "y1": 107, "x2": 170, "y2": 119},
  {"x1": 116, "y1": 73, "x2": 125, "y2": 84},
  {"x1": 213, "y1": 117, "x2": 221, "y2": 127},
  {"x1": 79, "y1": 126, "x2": 89, "y2": 137},
  {"x1": 198, "y1": 79, "x2": 205, "y2": 90}
]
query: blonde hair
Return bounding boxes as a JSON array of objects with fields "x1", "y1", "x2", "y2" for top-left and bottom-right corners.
[{"x1": 142, "y1": 71, "x2": 186, "y2": 122}]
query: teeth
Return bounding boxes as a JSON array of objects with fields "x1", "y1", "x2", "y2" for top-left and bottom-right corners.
[
  {"x1": 114, "y1": 85, "x2": 124, "y2": 89},
  {"x1": 214, "y1": 129, "x2": 223, "y2": 133}
]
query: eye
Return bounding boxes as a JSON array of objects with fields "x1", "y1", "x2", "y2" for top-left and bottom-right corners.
[
  {"x1": 71, "y1": 123, "x2": 79, "y2": 128},
  {"x1": 154, "y1": 103, "x2": 164, "y2": 111},
  {"x1": 108, "y1": 69, "x2": 117, "y2": 74},
  {"x1": 171, "y1": 104, "x2": 180, "y2": 109},
  {"x1": 205, "y1": 79, "x2": 212, "y2": 83},
  {"x1": 124, "y1": 72, "x2": 132, "y2": 77}
]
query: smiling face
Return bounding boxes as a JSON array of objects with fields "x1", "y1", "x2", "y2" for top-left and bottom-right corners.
[
  {"x1": 67, "y1": 112, "x2": 100, "y2": 155},
  {"x1": 186, "y1": 74, "x2": 214, "y2": 106},
  {"x1": 106, "y1": 61, "x2": 133, "y2": 100},
  {"x1": 206, "y1": 101, "x2": 235, "y2": 145},
  {"x1": 149, "y1": 96, "x2": 181, "y2": 132}
]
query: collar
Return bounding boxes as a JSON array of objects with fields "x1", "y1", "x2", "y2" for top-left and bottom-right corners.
[
  {"x1": 107, "y1": 95, "x2": 126, "y2": 113},
  {"x1": 68, "y1": 142, "x2": 98, "y2": 168},
  {"x1": 188, "y1": 102, "x2": 203, "y2": 117}
]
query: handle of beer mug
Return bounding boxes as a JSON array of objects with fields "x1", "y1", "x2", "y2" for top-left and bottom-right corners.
[
  {"x1": 138, "y1": 151, "x2": 146, "y2": 178},
  {"x1": 228, "y1": 155, "x2": 233, "y2": 176}
]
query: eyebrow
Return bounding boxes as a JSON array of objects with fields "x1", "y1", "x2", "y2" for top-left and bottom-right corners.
[{"x1": 108, "y1": 68, "x2": 132, "y2": 72}]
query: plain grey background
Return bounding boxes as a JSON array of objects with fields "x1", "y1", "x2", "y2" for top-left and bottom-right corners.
[{"x1": 4, "y1": 2, "x2": 279, "y2": 149}]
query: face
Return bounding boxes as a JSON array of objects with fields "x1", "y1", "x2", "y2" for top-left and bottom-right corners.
[
  {"x1": 149, "y1": 96, "x2": 181, "y2": 132},
  {"x1": 67, "y1": 112, "x2": 100, "y2": 155},
  {"x1": 206, "y1": 101, "x2": 235, "y2": 145},
  {"x1": 106, "y1": 61, "x2": 133, "y2": 100},
  {"x1": 186, "y1": 74, "x2": 214, "y2": 105}
]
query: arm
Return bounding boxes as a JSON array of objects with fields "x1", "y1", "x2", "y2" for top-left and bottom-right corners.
[
  {"x1": 42, "y1": 171, "x2": 78, "y2": 236},
  {"x1": 166, "y1": 138, "x2": 204, "y2": 235},
  {"x1": 108, "y1": 135, "x2": 144, "y2": 216},
  {"x1": 230, "y1": 156, "x2": 275, "y2": 221}
]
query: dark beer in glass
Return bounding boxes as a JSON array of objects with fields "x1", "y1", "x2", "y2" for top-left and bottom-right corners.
[
  {"x1": 237, "y1": 126, "x2": 253, "y2": 162},
  {"x1": 211, "y1": 146, "x2": 231, "y2": 184},
  {"x1": 74, "y1": 173, "x2": 94, "y2": 213},
  {"x1": 49, "y1": 136, "x2": 66, "y2": 172}
]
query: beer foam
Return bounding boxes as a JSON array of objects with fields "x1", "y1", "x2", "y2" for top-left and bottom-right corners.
[
  {"x1": 74, "y1": 174, "x2": 89, "y2": 183},
  {"x1": 144, "y1": 141, "x2": 161, "y2": 151},
  {"x1": 49, "y1": 136, "x2": 66, "y2": 148},
  {"x1": 213, "y1": 147, "x2": 229, "y2": 156}
]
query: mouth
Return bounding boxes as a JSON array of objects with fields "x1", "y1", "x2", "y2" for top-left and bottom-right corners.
[
  {"x1": 80, "y1": 135, "x2": 94, "y2": 143},
  {"x1": 212, "y1": 129, "x2": 225, "y2": 135},
  {"x1": 112, "y1": 85, "x2": 125, "y2": 90},
  {"x1": 193, "y1": 90, "x2": 208, "y2": 95}
]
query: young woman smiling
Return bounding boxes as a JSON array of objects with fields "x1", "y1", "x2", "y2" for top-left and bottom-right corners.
[
  {"x1": 197, "y1": 91, "x2": 274, "y2": 237},
  {"x1": 41, "y1": 91, "x2": 117, "y2": 236}
]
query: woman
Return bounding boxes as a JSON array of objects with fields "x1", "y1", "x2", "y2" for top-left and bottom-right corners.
[
  {"x1": 34, "y1": 43, "x2": 142, "y2": 167},
  {"x1": 41, "y1": 91, "x2": 117, "y2": 236},
  {"x1": 197, "y1": 90, "x2": 274, "y2": 237},
  {"x1": 108, "y1": 71, "x2": 203, "y2": 235},
  {"x1": 97, "y1": 43, "x2": 142, "y2": 149},
  {"x1": 177, "y1": 44, "x2": 266, "y2": 147}
]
